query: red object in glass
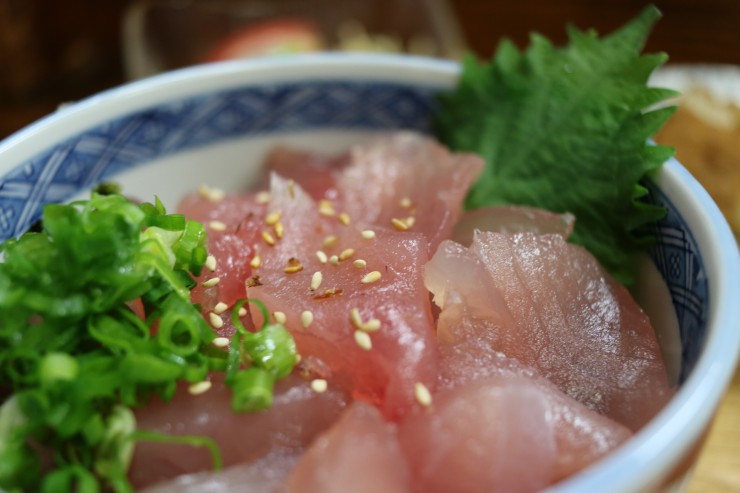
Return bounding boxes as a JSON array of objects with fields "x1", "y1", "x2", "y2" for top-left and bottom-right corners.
[{"x1": 204, "y1": 18, "x2": 325, "y2": 61}]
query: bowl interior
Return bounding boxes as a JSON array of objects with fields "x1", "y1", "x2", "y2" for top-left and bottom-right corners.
[{"x1": 1, "y1": 54, "x2": 738, "y2": 493}]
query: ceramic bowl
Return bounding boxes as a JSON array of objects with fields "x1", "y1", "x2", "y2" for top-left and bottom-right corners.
[{"x1": 1, "y1": 54, "x2": 738, "y2": 493}]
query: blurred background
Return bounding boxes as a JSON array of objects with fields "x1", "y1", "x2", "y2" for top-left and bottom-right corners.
[
  {"x1": 1, "y1": 0, "x2": 739, "y2": 139},
  {"x1": 1, "y1": 0, "x2": 739, "y2": 492}
]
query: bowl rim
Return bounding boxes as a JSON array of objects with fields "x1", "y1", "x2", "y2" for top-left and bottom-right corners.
[
  {"x1": 549, "y1": 153, "x2": 740, "y2": 492},
  {"x1": 1, "y1": 53, "x2": 739, "y2": 492},
  {"x1": 0, "y1": 53, "x2": 458, "y2": 171}
]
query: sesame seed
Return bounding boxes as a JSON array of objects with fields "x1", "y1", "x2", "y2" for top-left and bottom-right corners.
[
  {"x1": 354, "y1": 330, "x2": 372, "y2": 351},
  {"x1": 329, "y1": 255, "x2": 340, "y2": 266},
  {"x1": 250, "y1": 255, "x2": 262, "y2": 269},
  {"x1": 400, "y1": 197, "x2": 413, "y2": 208},
  {"x1": 338, "y1": 212, "x2": 351, "y2": 225},
  {"x1": 255, "y1": 191, "x2": 271, "y2": 204},
  {"x1": 391, "y1": 218, "x2": 409, "y2": 231},
  {"x1": 212, "y1": 337, "x2": 230, "y2": 348},
  {"x1": 188, "y1": 381, "x2": 213, "y2": 395},
  {"x1": 313, "y1": 288, "x2": 343, "y2": 300},
  {"x1": 361, "y1": 271, "x2": 382, "y2": 284},
  {"x1": 362, "y1": 318, "x2": 381, "y2": 332},
  {"x1": 265, "y1": 210, "x2": 283, "y2": 225},
  {"x1": 301, "y1": 310, "x2": 314, "y2": 328},
  {"x1": 238, "y1": 307, "x2": 247, "y2": 317},
  {"x1": 261, "y1": 231, "x2": 276, "y2": 246},
  {"x1": 316, "y1": 250, "x2": 328, "y2": 264},
  {"x1": 211, "y1": 337, "x2": 229, "y2": 347},
  {"x1": 214, "y1": 302, "x2": 228, "y2": 314},
  {"x1": 208, "y1": 312, "x2": 224, "y2": 329},
  {"x1": 353, "y1": 259, "x2": 367, "y2": 269},
  {"x1": 202, "y1": 277, "x2": 221, "y2": 288},
  {"x1": 361, "y1": 229, "x2": 376, "y2": 239},
  {"x1": 414, "y1": 382, "x2": 433, "y2": 407},
  {"x1": 349, "y1": 307, "x2": 381, "y2": 332},
  {"x1": 310, "y1": 378, "x2": 328, "y2": 393},
  {"x1": 273, "y1": 311, "x2": 287, "y2": 324},
  {"x1": 208, "y1": 221, "x2": 225, "y2": 232},
  {"x1": 284, "y1": 258, "x2": 303, "y2": 274},
  {"x1": 198, "y1": 184, "x2": 225, "y2": 202},
  {"x1": 295, "y1": 354, "x2": 302, "y2": 364},
  {"x1": 323, "y1": 235, "x2": 338, "y2": 248},
  {"x1": 338, "y1": 248, "x2": 355, "y2": 261},
  {"x1": 274, "y1": 221, "x2": 285, "y2": 239},
  {"x1": 350, "y1": 307, "x2": 363, "y2": 329},
  {"x1": 318, "y1": 200, "x2": 336, "y2": 217},
  {"x1": 310, "y1": 271, "x2": 323, "y2": 291},
  {"x1": 197, "y1": 185, "x2": 211, "y2": 198},
  {"x1": 205, "y1": 255, "x2": 217, "y2": 272},
  {"x1": 405, "y1": 216, "x2": 416, "y2": 228}
]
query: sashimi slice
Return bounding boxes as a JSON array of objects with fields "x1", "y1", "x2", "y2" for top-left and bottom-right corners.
[
  {"x1": 435, "y1": 343, "x2": 632, "y2": 480},
  {"x1": 140, "y1": 451, "x2": 299, "y2": 493},
  {"x1": 472, "y1": 231, "x2": 674, "y2": 430},
  {"x1": 190, "y1": 228, "x2": 257, "y2": 314},
  {"x1": 399, "y1": 375, "x2": 633, "y2": 491},
  {"x1": 247, "y1": 174, "x2": 438, "y2": 420},
  {"x1": 451, "y1": 205, "x2": 575, "y2": 246},
  {"x1": 425, "y1": 232, "x2": 674, "y2": 430},
  {"x1": 178, "y1": 190, "x2": 265, "y2": 312},
  {"x1": 178, "y1": 190, "x2": 266, "y2": 227},
  {"x1": 398, "y1": 376, "x2": 557, "y2": 493},
  {"x1": 263, "y1": 145, "x2": 350, "y2": 201},
  {"x1": 423, "y1": 239, "x2": 515, "y2": 345},
  {"x1": 128, "y1": 375, "x2": 347, "y2": 489},
  {"x1": 283, "y1": 402, "x2": 411, "y2": 493},
  {"x1": 337, "y1": 132, "x2": 483, "y2": 252}
]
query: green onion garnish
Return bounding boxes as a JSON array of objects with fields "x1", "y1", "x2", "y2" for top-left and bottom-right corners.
[{"x1": 0, "y1": 192, "x2": 297, "y2": 492}]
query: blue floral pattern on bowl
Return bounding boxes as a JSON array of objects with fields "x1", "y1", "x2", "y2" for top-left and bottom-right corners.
[
  {"x1": 0, "y1": 80, "x2": 707, "y2": 382},
  {"x1": 0, "y1": 82, "x2": 436, "y2": 240},
  {"x1": 645, "y1": 185, "x2": 708, "y2": 383}
]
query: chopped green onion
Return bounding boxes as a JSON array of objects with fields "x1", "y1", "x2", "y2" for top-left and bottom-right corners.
[
  {"x1": 93, "y1": 406, "x2": 137, "y2": 491},
  {"x1": 39, "y1": 353, "x2": 79, "y2": 384},
  {"x1": 225, "y1": 299, "x2": 297, "y2": 412},
  {"x1": 130, "y1": 430, "x2": 223, "y2": 471},
  {"x1": 0, "y1": 397, "x2": 41, "y2": 491},
  {"x1": 230, "y1": 367, "x2": 275, "y2": 412},
  {"x1": 245, "y1": 325, "x2": 297, "y2": 379},
  {"x1": 231, "y1": 299, "x2": 253, "y2": 335},
  {"x1": 92, "y1": 182, "x2": 122, "y2": 196},
  {"x1": 0, "y1": 191, "x2": 300, "y2": 492},
  {"x1": 41, "y1": 465, "x2": 100, "y2": 493}
]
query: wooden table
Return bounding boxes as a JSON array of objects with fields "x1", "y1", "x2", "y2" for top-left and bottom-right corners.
[
  {"x1": 686, "y1": 369, "x2": 740, "y2": 492},
  {"x1": 1, "y1": 1, "x2": 739, "y2": 490}
]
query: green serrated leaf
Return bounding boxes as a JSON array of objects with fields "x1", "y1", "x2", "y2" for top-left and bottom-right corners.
[{"x1": 434, "y1": 5, "x2": 679, "y2": 283}]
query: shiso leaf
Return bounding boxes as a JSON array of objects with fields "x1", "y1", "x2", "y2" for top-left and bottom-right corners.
[{"x1": 434, "y1": 5, "x2": 678, "y2": 284}]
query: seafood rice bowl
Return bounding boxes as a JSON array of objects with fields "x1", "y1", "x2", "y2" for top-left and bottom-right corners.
[{"x1": 0, "y1": 50, "x2": 738, "y2": 493}]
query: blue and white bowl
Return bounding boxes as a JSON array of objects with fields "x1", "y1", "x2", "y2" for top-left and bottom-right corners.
[{"x1": 1, "y1": 54, "x2": 738, "y2": 493}]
